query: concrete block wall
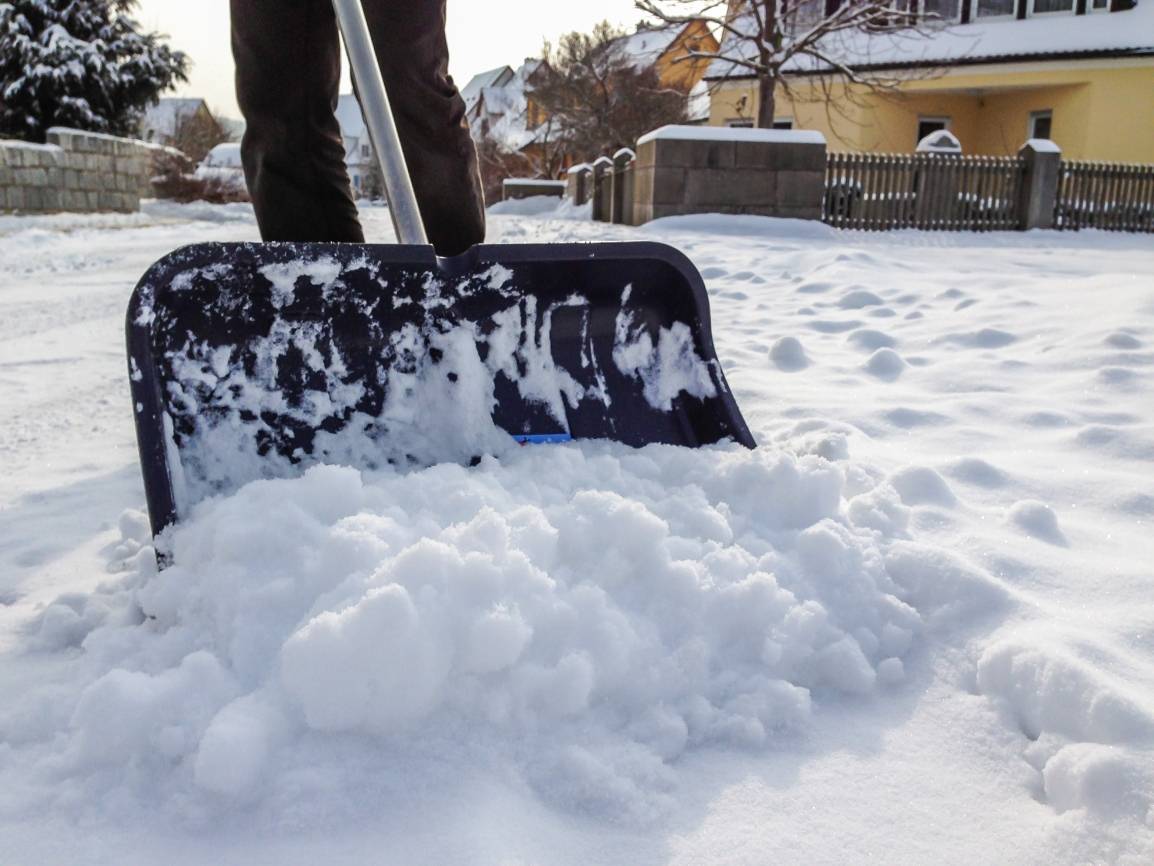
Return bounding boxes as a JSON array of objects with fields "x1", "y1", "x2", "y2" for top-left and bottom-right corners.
[
  {"x1": 0, "y1": 127, "x2": 168, "y2": 214},
  {"x1": 630, "y1": 126, "x2": 827, "y2": 225}
]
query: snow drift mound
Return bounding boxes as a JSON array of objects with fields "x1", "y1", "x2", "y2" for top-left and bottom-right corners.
[{"x1": 12, "y1": 443, "x2": 999, "y2": 826}]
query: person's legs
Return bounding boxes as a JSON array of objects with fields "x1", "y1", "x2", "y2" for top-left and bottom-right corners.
[
  {"x1": 230, "y1": 0, "x2": 364, "y2": 243},
  {"x1": 361, "y1": 0, "x2": 485, "y2": 255}
]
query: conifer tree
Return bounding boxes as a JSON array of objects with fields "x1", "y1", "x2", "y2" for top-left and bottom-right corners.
[{"x1": 0, "y1": 0, "x2": 188, "y2": 142}]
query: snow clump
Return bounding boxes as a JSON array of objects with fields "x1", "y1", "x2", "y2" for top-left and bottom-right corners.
[{"x1": 8, "y1": 441, "x2": 997, "y2": 826}]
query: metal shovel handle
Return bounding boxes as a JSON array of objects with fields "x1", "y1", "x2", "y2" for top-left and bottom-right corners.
[{"x1": 332, "y1": 0, "x2": 428, "y2": 246}]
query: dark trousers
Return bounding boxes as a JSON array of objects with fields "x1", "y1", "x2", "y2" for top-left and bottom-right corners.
[{"x1": 230, "y1": 0, "x2": 485, "y2": 256}]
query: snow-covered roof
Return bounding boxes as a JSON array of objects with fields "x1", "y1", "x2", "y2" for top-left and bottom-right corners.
[
  {"x1": 706, "y1": 2, "x2": 1154, "y2": 79},
  {"x1": 461, "y1": 66, "x2": 515, "y2": 111},
  {"x1": 202, "y1": 142, "x2": 242, "y2": 168},
  {"x1": 467, "y1": 59, "x2": 547, "y2": 153},
  {"x1": 606, "y1": 23, "x2": 687, "y2": 72},
  {"x1": 140, "y1": 98, "x2": 208, "y2": 139}
]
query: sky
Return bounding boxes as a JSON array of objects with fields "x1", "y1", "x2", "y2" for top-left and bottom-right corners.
[{"x1": 133, "y1": 0, "x2": 646, "y2": 120}]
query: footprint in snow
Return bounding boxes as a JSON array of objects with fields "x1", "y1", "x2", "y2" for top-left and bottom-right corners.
[
  {"x1": 889, "y1": 466, "x2": 958, "y2": 507},
  {"x1": 847, "y1": 329, "x2": 897, "y2": 352},
  {"x1": 1097, "y1": 367, "x2": 1139, "y2": 386},
  {"x1": 769, "y1": 336, "x2": 809, "y2": 372},
  {"x1": 808, "y1": 319, "x2": 862, "y2": 334},
  {"x1": 940, "y1": 328, "x2": 1018, "y2": 349},
  {"x1": 1104, "y1": 332, "x2": 1143, "y2": 350},
  {"x1": 864, "y1": 348, "x2": 907, "y2": 381},
  {"x1": 884, "y1": 407, "x2": 950, "y2": 428},
  {"x1": 946, "y1": 457, "x2": 1010, "y2": 489},
  {"x1": 1007, "y1": 500, "x2": 1067, "y2": 546},
  {"x1": 837, "y1": 289, "x2": 884, "y2": 310}
]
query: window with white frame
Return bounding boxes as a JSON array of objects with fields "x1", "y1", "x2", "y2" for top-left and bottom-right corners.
[
  {"x1": 1090, "y1": 0, "x2": 1109, "y2": 10},
  {"x1": 1029, "y1": 110, "x2": 1053, "y2": 140},
  {"x1": 922, "y1": 0, "x2": 962, "y2": 21},
  {"x1": 772, "y1": 118, "x2": 794, "y2": 130},
  {"x1": 917, "y1": 116, "x2": 951, "y2": 146},
  {"x1": 976, "y1": 0, "x2": 1016, "y2": 17},
  {"x1": 727, "y1": 119, "x2": 754, "y2": 128},
  {"x1": 789, "y1": 0, "x2": 824, "y2": 32}
]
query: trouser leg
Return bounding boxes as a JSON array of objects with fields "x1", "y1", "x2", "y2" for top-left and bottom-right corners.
[
  {"x1": 360, "y1": 0, "x2": 485, "y2": 255},
  {"x1": 230, "y1": 0, "x2": 364, "y2": 243}
]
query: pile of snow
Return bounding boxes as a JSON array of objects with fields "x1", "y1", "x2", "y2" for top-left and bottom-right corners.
[
  {"x1": 11, "y1": 440, "x2": 966, "y2": 825},
  {"x1": 487, "y1": 195, "x2": 591, "y2": 219}
]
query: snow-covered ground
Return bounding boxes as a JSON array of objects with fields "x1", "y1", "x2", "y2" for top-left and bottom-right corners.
[{"x1": 1, "y1": 201, "x2": 1152, "y2": 864}]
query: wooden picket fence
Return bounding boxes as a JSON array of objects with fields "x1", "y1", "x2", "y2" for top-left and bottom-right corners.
[
  {"x1": 824, "y1": 152, "x2": 1025, "y2": 231},
  {"x1": 1054, "y1": 161, "x2": 1154, "y2": 232}
]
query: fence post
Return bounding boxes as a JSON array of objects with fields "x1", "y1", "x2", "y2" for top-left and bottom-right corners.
[
  {"x1": 1018, "y1": 139, "x2": 1061, "y2": 230},
  {"x1": 565, "y1": 162, "x2": 590, "y2": 206},
  {"x1": 610, "y1": 147, "x2": 635, "y2": 225},
  {"x1": 590, "y1": 156, "x2": 613, "y2": 222}
]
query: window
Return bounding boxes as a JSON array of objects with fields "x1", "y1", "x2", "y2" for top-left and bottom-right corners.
[
  {"x1": 353, "y1": 175, "x2": 362, "y2": 191},
  {"x1": 788, "y1": 0, "x2": 824, "y2": 33},
  {"x1": 922, "y1": 0, "x2": 961, "y2": 21},
  {"x1": 772, "y1": 118, "x2": 794, "y2": 130},
  {"x1": 1029, "y1": 110, "x2": 1053, "y2": 140},
  {"x1": 361, "y1": 144, "x2": 371, "y2": 157},
  {"x1": 917, "y1": 116, "x2": 950, "y2": 146},
  {"x1": 1031, "y1": 0, "x2": 1073, "y2": 13},
  {"x1": 727, "y1": 119, "x2": 754, "y2": 128},
  {"x1": 1090, "y1": 0, "x2": 1109, "y2": 10},
  {"x1": 976, "y1": 0, "x2": 1016, "y2": 17}
]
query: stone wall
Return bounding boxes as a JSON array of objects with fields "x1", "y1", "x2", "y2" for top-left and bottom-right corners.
[
  {"x1": 631, "y1": 126, "x2": 827, "y2": 225},
  {"x1": 0, "y1": 127, "x2": 171, "y2": 214}
]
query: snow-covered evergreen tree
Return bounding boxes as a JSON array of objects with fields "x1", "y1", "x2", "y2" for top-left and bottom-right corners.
[{"x1": 0, "y1": 0, "x2": 188, "y2": 142}]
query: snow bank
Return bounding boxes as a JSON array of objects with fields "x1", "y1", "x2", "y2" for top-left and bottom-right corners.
[
  {"x1": 487, "y1": 196, "x2": 591, "y2": 220},
  {"x1": 5, "y1": 439, "x2": 997, "y2": 827}
]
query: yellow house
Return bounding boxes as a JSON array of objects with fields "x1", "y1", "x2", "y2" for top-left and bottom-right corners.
[
  {"x1": 705, "y1": 0, "x2": 1154, "y2": 162},
  {"x1": 609, "y1": 21, "x2": 720, "y2": 92}
]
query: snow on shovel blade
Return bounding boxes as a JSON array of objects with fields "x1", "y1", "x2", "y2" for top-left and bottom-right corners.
[{"x1": 127, "y1": 241, "x2": 755, "y2": 536}]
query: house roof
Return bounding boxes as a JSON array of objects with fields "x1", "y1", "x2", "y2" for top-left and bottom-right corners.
[
  {"x1": 141, "y1": 98, "x2": 208, "y2": 138},
  {"x1": 606, "y1": 22, "x2": 697, "y2": 72},
  {"x1": 468, "y1": 59, "x2": 547, "y2": 152},
  {"x1": 461, "y1": 66, "x2": 515, "y2": 111},
  {"x1": 705, "y1": 1, "x2": 1154, "y2": 80}
]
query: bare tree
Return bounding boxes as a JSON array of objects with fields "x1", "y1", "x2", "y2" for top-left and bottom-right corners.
[
  {"x1": 635, "y1": 0, "x2": 944, "y2": 129},
  {"x1": 171, "y1": 108, "x2": 228, "y2": 164},
  {"x1": 532, "y1": 21, "x2": 689, "y2": 159}
]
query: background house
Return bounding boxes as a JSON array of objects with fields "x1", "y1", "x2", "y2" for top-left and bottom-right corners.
[
  {"x1": 705, "y1": 0, "x2": 1154, "y2": 160},
  {"x1": 604, "y1": 20, "x2": 720, "y2": 93},
  {"x1": 139, "y1": 98, "x2": 210, "y2": 146},
  {"x1": 139, "y1": 98, "x2": 228, "y2": 163},
  {"x1": 335, "y1": 94, "x2": 380, "y2": 198}
]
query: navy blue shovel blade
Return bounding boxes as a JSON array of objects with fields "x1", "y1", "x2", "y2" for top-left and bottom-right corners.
[{"x1": 127, "y1": 241, "x2": 755, "y2": 537}]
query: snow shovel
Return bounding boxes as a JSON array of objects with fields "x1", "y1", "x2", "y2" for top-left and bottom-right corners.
[{"x1": 126, "y1": 0, "x2": 755, "y2": 539}]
